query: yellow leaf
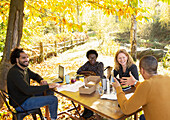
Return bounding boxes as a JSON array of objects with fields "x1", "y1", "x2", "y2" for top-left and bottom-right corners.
[
  {"x1": 41, "y1": 8, "x2": 45, "y2": 13},
  {"x1": 111, "y1": 10, "x2": 115, "y2": 15},
  {"x1": 106, "y1": 10, "x2": 110, "y2": 17},
  {"x1": 127, "y1": 7, "x2": 130, "y2": 14},
  {"x1": 55, "y1": 18, "x2": 59, "y2": 24},
  {"x1": 67, "y1": 23, "x2": 72, "y2": 31},
  {"x1": 53, "y1": 17, "x2": 56, "y2": 21},
  {"x1": 130, "y1": 8, "x2": 134, "y2": 15},
  {"x1": 136, "y1": 15, "x2": 143, "y2": 21},
  {"x1": 63, "y1": 18, "x2": 67, "y2": 24}
]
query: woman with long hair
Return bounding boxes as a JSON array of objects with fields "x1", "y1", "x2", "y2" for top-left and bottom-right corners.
[{"x1": 113, "y1": 49, "x2": 139, "y2": 90}]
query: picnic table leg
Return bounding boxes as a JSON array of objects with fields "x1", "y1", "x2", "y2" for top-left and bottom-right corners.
[
  {"x1": 134, "y1": 113, "x2": 138, "y2": 120},
  {"x1": 71, "y1": 101, "x2": 83, "y2": 120},
  {"x1": 95, "y1": 113, "x2": 103, "y2": 120},
  {"x1": 45, "y1": 106, "x2": 50, "y2": 120},
  {"x1": 44, "y1": 91, "x2": 50, "y2": 120},
  {"x1": 77, "y1": 104, "x2": 81, "y2": 111}
]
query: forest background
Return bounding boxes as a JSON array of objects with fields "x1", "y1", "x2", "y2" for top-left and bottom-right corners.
[{"x1": 0, "y1": 0, "x2": 169, "y2": 119}]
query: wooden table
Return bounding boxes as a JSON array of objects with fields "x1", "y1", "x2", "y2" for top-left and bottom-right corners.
[{"x1": 54, "y1": 87, "x2": 142, "y2": 120}]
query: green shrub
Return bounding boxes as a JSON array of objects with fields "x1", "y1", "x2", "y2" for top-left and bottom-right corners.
[
  {"x1": 0, "y1": 42, "x2": 4, "y2": 52},
  {"x1": 162, "y1": 50, "x2": 170, "y2": 68}
]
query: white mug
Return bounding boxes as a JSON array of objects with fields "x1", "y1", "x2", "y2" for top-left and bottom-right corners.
[
  {"x1": 102, "y1": 79, "x2": 107, "y2": 91},
  {"x1": 65, "y1": 74, "x2": 70, "y2": 84}
]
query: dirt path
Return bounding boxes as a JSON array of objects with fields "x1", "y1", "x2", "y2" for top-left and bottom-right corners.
[{"x1": 30, "y1": 39, "x2": 115, "y2": 79}]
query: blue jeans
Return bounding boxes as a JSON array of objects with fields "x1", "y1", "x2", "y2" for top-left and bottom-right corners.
[
  {"x1": 15, "y1": 90, "x2": 58, "y2": 119},
  {"x1": 140, "y1": 114, "x2": 145, "y2": 120}
]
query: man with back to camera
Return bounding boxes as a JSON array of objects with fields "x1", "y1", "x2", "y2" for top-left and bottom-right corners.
[
  {"x1": 112, "y1": 55, "x2": 170, "y2": 120},
  {"x1": 7, "y1": 47, "x2": 61, "y2": 120}
]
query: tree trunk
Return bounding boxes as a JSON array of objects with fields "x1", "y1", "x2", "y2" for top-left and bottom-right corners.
[
  {"x1": 77, "y1": 1, "x2": 79, "y2": 24},
  {"x1": 0, "y1": 0, "x2": 25, "y2": 108},
  {"x1": 59, "y1": 13, "x2": 62, "y2": 33},
  {"x1": 130, "y1": 14, "x2": 137, "y2": 61}
]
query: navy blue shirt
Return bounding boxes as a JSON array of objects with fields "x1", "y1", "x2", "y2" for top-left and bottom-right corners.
[
  {"x1": 113, "y1": 64, "x2": 139, "y2": 90},
  {"x1": 113, "y1": 64, "x2": 139, "y2": 80}
]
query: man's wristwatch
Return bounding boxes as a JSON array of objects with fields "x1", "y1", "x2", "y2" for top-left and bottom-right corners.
[{"x1": 134, "y1": 80, "x2": 137, "y2": 86}]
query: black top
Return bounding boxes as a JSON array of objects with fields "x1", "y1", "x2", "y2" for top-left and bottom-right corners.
[
  {"x1": 7, "y1": 64, "x2": 49, "y2": 108},
  {"x1": 77, "y1": 61, "x2": 104, "y2": 78},
  {"x1": 113, "y1": 64, "x2": 139, "y2": 80}
]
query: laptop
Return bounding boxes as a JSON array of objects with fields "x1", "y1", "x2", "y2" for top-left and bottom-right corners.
[{"x1": 51, "y1": 65, "x2": 64, "y2": 83}]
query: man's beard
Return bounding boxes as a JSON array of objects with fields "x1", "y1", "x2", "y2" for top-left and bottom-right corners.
[{"x1": 19, "y1": 61, "x2": 29, "y2": 67}]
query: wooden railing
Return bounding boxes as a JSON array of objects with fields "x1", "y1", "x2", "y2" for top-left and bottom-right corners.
[{"x1": 27, "y1": 38, "x2": 87, "y2": 63}]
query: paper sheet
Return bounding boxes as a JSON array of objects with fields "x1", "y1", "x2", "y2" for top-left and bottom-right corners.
[
  {"x1": 125, "y1": 93, "x2": 134, "y2": 99},
  {"x1": 57, "y1": 81, "x2": 84, "y2": 92},
  {"x1": 100, "y1": 93, "x2": 134, "y2": 100},
  {"x1": 100, "y1": 94, "x2": 117, "y2": 100}
]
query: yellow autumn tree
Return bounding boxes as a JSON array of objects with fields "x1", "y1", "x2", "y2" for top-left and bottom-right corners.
[{"x1": 0, "y1": 0, "x2": 169, "y2": 108}]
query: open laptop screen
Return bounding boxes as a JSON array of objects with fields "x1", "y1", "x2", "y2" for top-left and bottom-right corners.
[{"x1": 59, "y1": 65, "x2": 64, "y2": 81}]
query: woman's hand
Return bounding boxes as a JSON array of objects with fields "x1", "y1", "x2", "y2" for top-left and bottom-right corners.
[
  {"x1": 80, "y1": 71, "x2": 96, "y2": 76},
  {"x1": 121, "y1": 72, "x2": 137, "y2": 86}
]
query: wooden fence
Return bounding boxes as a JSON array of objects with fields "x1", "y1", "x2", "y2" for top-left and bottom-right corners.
[{"x1": 28, "y1": 38, "x2": 87, "y2": 63}]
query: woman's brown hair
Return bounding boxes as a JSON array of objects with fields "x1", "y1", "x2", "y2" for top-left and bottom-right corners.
[{"x1": 114, "y1": 49, "x2": 134, "y2": 71}]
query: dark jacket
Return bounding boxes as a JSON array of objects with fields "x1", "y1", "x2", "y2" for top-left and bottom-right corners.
[
  {"x1": 113, "y1": 64, "x2": 139, "y2": 80},
  {"x1": 113, "y1": 64, "x2": 139, "y2": 90},
  {"x1": 7, "y1": 64, "x2": 49, "y2": 108}
]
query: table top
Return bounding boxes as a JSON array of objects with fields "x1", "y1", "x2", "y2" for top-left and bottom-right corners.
[{"x1": 54, "y1": 86, "x2": 137, "y2": 120}]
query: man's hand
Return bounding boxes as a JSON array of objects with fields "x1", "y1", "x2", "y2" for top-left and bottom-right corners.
[
  {"x1": 80, "y1": 71, "x2": 96, "y2": 76},
  {"x1": 48, "y1": 83, "x2": 61, "y2": 89},
  {"x1": 40, "y1": 80, "x2": 48, "y2": 85},
  {"x1": 112, "y1": 77, "x2": 121, "y2": 89},
  {"x1": 88, "y1": 71, "x2": 96, "y2": 75},
  {"x1": 121, "y1": 72, "x2": 137, "y2": 86}
]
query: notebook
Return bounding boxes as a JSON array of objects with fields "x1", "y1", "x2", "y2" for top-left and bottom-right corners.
[
  {"x1": 51, "y1": 65, "x2": 64, "y2": 83},
  {"x1": 100, "y1": 93, "x2": 134, "y2": 100}
]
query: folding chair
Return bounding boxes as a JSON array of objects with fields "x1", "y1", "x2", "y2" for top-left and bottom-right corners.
[
  {"x1": 0, "y1": 89, "x2": 44, "y2": 120},
  {"x1": 104, "y1": 66, "x2": 113, "y2": 80}
]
